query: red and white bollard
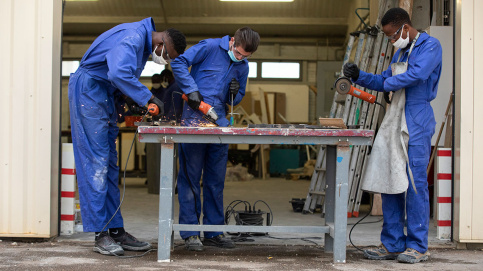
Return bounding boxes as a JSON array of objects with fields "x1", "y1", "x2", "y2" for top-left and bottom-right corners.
[
  {"x1": 60, "y1": 143, "x2": 76, "y2": 235},
  {"x1": 436, "y1": 148, "x2": 452, "y2": 240}
]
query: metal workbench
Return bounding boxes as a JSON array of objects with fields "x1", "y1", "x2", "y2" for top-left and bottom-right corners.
[{"x1": 137, "y1": 126, "x2": 374, "y2": 263}]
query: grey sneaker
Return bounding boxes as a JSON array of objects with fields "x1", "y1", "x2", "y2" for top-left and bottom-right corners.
[
  {"x1": 203, "y1": 234, "x2": 235, "y2": 249},
  {"x1": 93, "y1": 234, "x2": 124, "y2": 256},
  {"x1": 363, "y1": 244, "x2": 401, "y2": 260},
  {"x1": 185, "y1": 235, "x2": 204, "y2": 251},
  {"x1": 397, "y1": 248, "x2": 430, "y2": 263},
  {"x1": 111, "y1": 232, "x2": 152, "y2": 251}
]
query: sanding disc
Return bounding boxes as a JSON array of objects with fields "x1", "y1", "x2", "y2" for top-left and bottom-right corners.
[{"x1": 334, "y1": 77, "x2": 352, "y2": 95}]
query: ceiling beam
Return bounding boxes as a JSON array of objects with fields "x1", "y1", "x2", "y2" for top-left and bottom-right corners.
[
  {"x1": 63, "y1": 35, "x2": 346, "y2": 45},
  {"x1": 63, "y1": 16, "x2": 348, "y2": 26}
]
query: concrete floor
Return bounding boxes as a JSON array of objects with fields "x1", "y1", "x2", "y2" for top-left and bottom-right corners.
[
  {"x1": 61, "y1": 177, "x2": 452, "y2": 248},
  {"x1": 2, "y1": 177, "x2": 479, "y2": 271}
]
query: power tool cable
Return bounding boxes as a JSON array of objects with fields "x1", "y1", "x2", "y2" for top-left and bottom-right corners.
[
  {"x1": 348, "y1": 196, "x2": 380, "y2": 252},
  {"x1": 98, "y1": 110, "x2": 157, "y2": 258}
]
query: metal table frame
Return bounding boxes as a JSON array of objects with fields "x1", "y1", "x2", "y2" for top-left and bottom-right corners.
[{"x1": 138, "y1": 126, "x2": 374, "y2": 263}]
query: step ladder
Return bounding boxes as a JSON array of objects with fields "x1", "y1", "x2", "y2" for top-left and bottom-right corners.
[
  {"x1": 302, "y1": 31, "x2": 360, "y2": 214},
  {"x1": 303, "y1": 26, "x2": 394, "y2": 216}
]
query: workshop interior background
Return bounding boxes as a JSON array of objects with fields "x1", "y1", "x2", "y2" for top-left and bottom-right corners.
[{"x1": 60, "y1": 0, "x2": 451, "y2": 178}]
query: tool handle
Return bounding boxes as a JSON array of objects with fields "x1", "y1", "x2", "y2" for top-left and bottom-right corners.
[
  {"x1": 147, "y1": 103, "x2": 159, "y2": 116},
  {"x1": 182, "y1": 94, "x2": 211, "y2": 115},
  {"x1": 349, "y1": 86, "x2": 376, "y2": 104}
]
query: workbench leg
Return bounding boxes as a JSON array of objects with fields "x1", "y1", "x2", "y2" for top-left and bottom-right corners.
[
  {"x1": 157, "y1": 143, "x2": 175, "y2": 262},
  {"x1": 324, "y1": 145, "x2": 336, "y2": 253},
  {"x1": 324, "y1": 144, "x2": 350, "y2": 263}
]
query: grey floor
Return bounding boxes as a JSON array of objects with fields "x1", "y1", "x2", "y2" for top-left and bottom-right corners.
[{"x1": 61, "y1": 177, "x2": 453, "y2": 249}]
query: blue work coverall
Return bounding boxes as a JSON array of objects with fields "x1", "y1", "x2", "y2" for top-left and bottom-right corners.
[
  {"x1": 171, "y1": 36, "x2": 248, "y2": 239},
  {"x1": 355, "y1": 32, "x2": 442, "y2": 253},
  {"x1": 68, "y1": 18, "x2": 156, "y2": 232}
]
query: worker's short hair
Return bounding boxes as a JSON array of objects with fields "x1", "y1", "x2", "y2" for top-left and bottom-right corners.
[
  {"x1": 381, "y1": 7, "x2": 412, "y2": 27},
  {"x1": 166, "y1": 28, "x2": 187, "y2": 55},
  {"x1": 160, "y1": 69, "x2": 174, "y2": 81},
  {"x1": 234, "y1": 27, "x2": 260, "y2": 53},
  {"x1": 151, "y1": 73, "x2": 162, "y2": 83}
]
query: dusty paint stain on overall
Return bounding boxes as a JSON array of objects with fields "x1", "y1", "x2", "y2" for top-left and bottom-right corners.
[{"x1": 92, "y1": 166, "x2": 108, "y2": 191}]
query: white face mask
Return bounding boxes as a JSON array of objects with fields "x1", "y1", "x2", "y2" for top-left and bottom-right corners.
[
  {"x1": 152, "y1": 45, "x2": 168, "y2": 65},
  {"x1": 161, "y1": 81, "x2": 169, "y2": 88},
  {"x1": 392, "y1": 25, "x2": 410, "y2": 49},
  {"x1": 152, "y1": 83, "x2": 161, "y2": 89}
]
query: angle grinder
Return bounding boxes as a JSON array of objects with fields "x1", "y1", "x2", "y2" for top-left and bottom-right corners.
[{"x1": 334, "y1": 77, "x2": 376, "y2": 104}]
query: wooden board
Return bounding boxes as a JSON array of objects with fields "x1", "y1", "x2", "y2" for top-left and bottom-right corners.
[{"x1": 319, "y1": 118, "x2": 347, "y2": 129}]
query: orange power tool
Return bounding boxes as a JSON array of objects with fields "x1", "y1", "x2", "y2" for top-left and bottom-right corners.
[
  {"x1": 181, "y1": 94, "x2": 219, "y2": 124},
  {"x1": 147, "y1": 103, "x2": 160, "y2": 116},
  {"x1": 334, "y1": 77, "x2": 376, "y2": 104}
]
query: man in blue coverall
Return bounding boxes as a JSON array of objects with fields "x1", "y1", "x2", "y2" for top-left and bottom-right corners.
[
  {"x1": 343, "y1": 8, "x2": 442, "y2": 264},
  {"x1": 159, "y1": 69, "x2": 183, "y2": 123},
  {"x1": 171, "y1": 27, "x2": 260, "y2": 251},
  {"x1": 68, "y1": 18, "x2": 186, "y2": 256}
]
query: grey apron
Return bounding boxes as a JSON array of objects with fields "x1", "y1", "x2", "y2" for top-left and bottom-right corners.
[{"x1": 361, "y1": 33, "x2": 420, "y2": 194}]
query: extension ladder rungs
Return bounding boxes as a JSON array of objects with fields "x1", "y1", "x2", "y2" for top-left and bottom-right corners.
[
  {"x1": 335, "y1": 95, "x2": 347, "y2": 104},
  {"x1": 309, "y1": 190, "x2": 326, "y2": 196}
]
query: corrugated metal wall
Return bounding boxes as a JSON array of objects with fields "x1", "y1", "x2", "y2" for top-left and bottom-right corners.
[{"x1": 0, "y1": 0, "x2": 62, "y2": 237}]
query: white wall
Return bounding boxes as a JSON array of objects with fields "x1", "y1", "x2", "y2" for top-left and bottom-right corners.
[
  {"x1": 247, "y1": 84, "x2": 309, "y2": 123},
  {"x1": 454, "y1": 0, "x2": 483, "y2": 243},
  {"x1": 0, "y1": 0, "x2": 62, "y2": 237},
  {"x1": 429, "y1": 26, "x2": 453, "y2": 146}
]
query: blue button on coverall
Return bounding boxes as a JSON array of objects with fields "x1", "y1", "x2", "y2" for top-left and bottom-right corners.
[
  {"x1": 68, "y1": 18, "x2": 156, "y2": 232},
  {"x1": 171, "y1": 36, "x2": 248, "y2": 239},
  {"x1": 355, "y1": 32, "x2": 442, "y2": 253}
]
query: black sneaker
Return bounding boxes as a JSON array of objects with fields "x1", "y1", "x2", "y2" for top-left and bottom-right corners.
[
  {"x1": 93, "y1": 234, "x2": 124, "y2": 256},
  {"x1": 203, "y1": 234, "x2": 236, "y2": 249},
  {"x1": 185, "y1": 235, "x2": 204, "y2": 251},
  {"x1": 111, "y1": 232, "x2": 152, "y2": 251}
]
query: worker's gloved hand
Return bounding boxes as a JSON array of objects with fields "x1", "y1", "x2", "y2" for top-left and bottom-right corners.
[
  {"x1": 343, "y1": 63, "x2": 360, "y2": 82},
  {"x1": 125, "y1": 97, "x2": 145, "y2": 115},
  {"x1": 229, "y1": 78, "x2": 240, "y2": 98},
  {"x1": 148, "y1": 96, "x2": 164, "y2": 118},
  {"x1": 187, "y1": 91, "x2": 203, "y2": 111},
  {"x1": 384, "y1": 91, "x2": 392, "y2": 104}
]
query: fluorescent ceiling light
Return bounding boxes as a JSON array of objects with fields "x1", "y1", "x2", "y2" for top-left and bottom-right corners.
[{"x1": 220, "y1": 0, "x2": 293, "y2": 2}]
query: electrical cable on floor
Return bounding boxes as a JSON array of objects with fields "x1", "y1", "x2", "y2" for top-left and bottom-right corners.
[
  {"x1": 97, "y1": 110, "x2": 156, "y2": 258},
  {"x1": 347, "y1": 217, "x2": 383, "y2": 226},
  {"x1": 224, "y1": 200, "x2": 326, "y2": 246},
  {"x1": 348, "y1": 196, "x2": 380, "y2": 252}
]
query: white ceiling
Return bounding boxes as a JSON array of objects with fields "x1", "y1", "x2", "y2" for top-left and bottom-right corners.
[{"x1": 62, "y1": 0, "x2": 358, "y2": 46}]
